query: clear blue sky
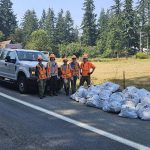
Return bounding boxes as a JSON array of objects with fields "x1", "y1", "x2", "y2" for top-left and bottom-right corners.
[{"x1": 11, "y1": 0, "x2": 137, "y2": 27}]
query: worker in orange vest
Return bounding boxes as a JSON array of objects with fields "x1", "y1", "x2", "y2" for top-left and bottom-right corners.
[
  {"x1": 35, "y1": 56, "x2": 47, "y2": 99},
  {"x1": 70, "y1": 55, "x2": 80, "y2": 94},
  {"x1": 47, "y1": 54, "x2": 58, "y2": 96},
  {"x1": 61, "y1": 57, "x2": 72, "y2": 96},
  {"x1": 80, "y1": 54, "x2": 96, "y2": 87}
]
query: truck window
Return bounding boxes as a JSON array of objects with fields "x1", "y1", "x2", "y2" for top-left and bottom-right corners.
[
  {"x1": 17, "y1": 51, "x2": 48, "y2": 61},
  {"x1": 0, "y1": 50, "x2": 8, "y2": 60},
  {"x1": 7, "y1": 51, "x2": 16, "y2": 60}
]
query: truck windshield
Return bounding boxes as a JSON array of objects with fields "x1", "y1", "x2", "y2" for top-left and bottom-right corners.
[{"x1": 17, "y1": 51, "x2": 48, "y2": 61}]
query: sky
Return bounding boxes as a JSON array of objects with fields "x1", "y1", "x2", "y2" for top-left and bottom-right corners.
[
  {"x1": 11, "y1": 0, "x2": 114, "y2": 27},
  {"x1": 11, "y1": 0, "x2": 138, "y2": 27}
]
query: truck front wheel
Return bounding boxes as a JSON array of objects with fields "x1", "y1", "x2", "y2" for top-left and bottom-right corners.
[{"x1": 18, "y1": 76, "x2": 27, "y2": 94}]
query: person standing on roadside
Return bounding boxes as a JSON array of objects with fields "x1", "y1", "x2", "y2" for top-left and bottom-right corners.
[
  {"x1": 61, "y1": 57, "x2": 72, "y2": 96},
  {"x1": 80, "y1": 54, "x2": 96, "y2": 87},
  {"x1": 35, "y1": 56, "x2": 47, "y2": 99},
  {"x1": 70, "y1": 55, "x2": 80, "y2": 94},
  {"x1": 47, "y1": 54, "x2": 58, "y2": 96}
]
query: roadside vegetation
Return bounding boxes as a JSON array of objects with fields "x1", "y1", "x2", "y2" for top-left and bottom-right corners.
[
  {"x1": 0, "y1": 0, "x2": 150, "y2": 58},
  {"x1": 1, "y1": 0, "x2": 150, "y2": 89}
]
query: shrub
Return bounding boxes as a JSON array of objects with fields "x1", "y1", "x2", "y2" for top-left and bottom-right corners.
[
  {"x1": 101, "y1": 49, "x2": 113, "y2": 58},
  {"x1": 135, "y1": 52, "x2": 149, "y2": 59}
]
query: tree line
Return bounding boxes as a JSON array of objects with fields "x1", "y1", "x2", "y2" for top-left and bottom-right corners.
[{"x1": 0, "y1": 0, "x2": 150, "y2": 57}]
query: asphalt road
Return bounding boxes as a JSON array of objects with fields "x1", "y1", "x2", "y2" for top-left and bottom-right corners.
[{"x1": 0, "y1": 82, "x2": 150, "y2": 150}]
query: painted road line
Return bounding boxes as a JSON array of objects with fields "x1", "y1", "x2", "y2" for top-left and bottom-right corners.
[{"x1": 0, "y1": 92, "x2": 150, "y2": 150}]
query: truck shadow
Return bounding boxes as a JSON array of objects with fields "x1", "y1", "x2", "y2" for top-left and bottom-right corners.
[{"x1": 0, "y1": 80, "x2": 38, "y2": 94}]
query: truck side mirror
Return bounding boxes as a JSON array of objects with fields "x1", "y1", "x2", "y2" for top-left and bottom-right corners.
[{"x1": 5, "y1": 56, "x2": 11, "y2": 62}]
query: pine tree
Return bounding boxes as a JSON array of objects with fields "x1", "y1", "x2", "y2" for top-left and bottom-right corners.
[
  {"x1": 73, "y1": 26, "x2": 79, "y2": 42},
  {"x1": 137, "y1": 0, "x2": 147, "y2": 28},
  {"x1": 97, "y1": 9, "x2": 109, "y2": 54},
  {"x1": 9, "y1": 28, "x2": 24, "y2": 44},
  {"x1": 0, "y1": 0, "x2": 17, "y2": 38},
  {"x1": 21, "y1": 10, "x2": 39, "y2": 40},
  {"x1": 0, "y1": 31, "x2": 5, "y2": 42},
  {"x1": 147, "y1": 0, "x2": 150, "y2": 48},
  {"x1": 81, "y1": 0, "x2": 97, "y2": 46},
  {"x1": 112, "y1": 0, "x2": 122, "y2": 15},
  {"x1": 97, "y1": 9, "x2": 107, "y2": 39},
  {"x1": 64, "y1": 10, "x2": 75, "y2": 43},
  {"x1": 44, "y1": 8, "x2": 56, "y2": 47},
  {"x1": 55, "y1": 9, "x2": 65, "y2": 44},
  {"x1": 123, "y1": 0, "x2": 138, "y2": 49},
  {"x1": 39, "y1": 9, "x2": 46, "y2": 29}
]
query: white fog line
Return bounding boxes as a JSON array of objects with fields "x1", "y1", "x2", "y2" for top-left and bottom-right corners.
[{"x1": 0, "y1": 92, "x2": 150, "y2": 150}]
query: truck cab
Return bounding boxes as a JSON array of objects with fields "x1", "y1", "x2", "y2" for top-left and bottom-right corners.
[{"x1": 0, "y1": 48, "x2": 48, "y2": 93}]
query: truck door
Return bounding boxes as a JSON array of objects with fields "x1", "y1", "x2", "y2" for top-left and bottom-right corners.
[
  {"x1": 0, "y1": 49, "x2": 9, "y2": 78},
  {"x1": 6, "y1": 51, "x2": 17, "y2": 80}
]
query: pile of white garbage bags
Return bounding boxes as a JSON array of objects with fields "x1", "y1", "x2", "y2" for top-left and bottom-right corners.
[{"x1": 70, "y1": 82, "x2": 150, "y2": 120}]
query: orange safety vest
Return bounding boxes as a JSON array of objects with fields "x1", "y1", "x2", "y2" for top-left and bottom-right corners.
[
  {"x1": 47, "y1": 62, "x2": 51, "y2": 77},
  {"x1": 61, "y1": 64, "x2": 72, "y2": 79},
  {"x1": 70, "y1": 62, "x2": 80, "y2": 76},
  {"x1": 47, "y1": 62, "x2": 58, "y2": 77},
  {"x1": 37, "y1": 64, "x2": 47, "y2": 80},
  {"x1": 80, "y1": 62, "x2": 95, "y2": 76}
]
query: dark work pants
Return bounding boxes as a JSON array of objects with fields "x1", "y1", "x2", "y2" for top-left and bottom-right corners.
[
  {"x1": 38, "y1": 79, "x2": 46, "y2": 97},
  {"x1": 80, "y1": 76, "x2": 91, "y2": 87},
  {"x1": 63, "y1": 78, "x2": 71, "y2": 95},
  {"x1": 71, "y1": 76, "x2": 78, "y2": 94},
  {"x1": 49, "y1": 76, "x2": 58, "y2": 94}
]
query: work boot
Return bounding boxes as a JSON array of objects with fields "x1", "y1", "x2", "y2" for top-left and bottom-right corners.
[
  {"x1": 53, "y1": 92, "x2": 58, "y2": 96},
  {"x1": 66, "y1": 90, "x2": 69, "y2": 96},
  {"x1": 49, "y1": 92, "x2": 53, "y2": 96}
]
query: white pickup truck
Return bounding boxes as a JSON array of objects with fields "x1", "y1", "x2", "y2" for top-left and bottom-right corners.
[{"x1": 0, "y1": 48, "x2": 48, "y2": 93}]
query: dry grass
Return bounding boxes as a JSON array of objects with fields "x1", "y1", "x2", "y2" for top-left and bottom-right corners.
[
  {"x1": 92, "y1": 58, "x2": 150, "y2": 90},
  {"x1": 57, "y1": 58, "x2": 150, "y2": 90}
]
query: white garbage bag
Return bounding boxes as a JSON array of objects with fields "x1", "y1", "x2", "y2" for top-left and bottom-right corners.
[
  {"x1": 78, "y1": 97, "x2": 87, "y2": 104},
  {"x1": 86, "y1": 95, "x2": 101, "y2": 108},
  {"x1": 108, "y1": 92, "x2": 125, "y2": 113},
  {"x1": 123, "y1": 86, "x2": 139, "y2": 95},
  {"x1": 119, "y1": 101, "x2": 138, "y2": 119},
  {"x1": 99, "y1": 89, "x2": 112, "y2": 100},
  {"x1": 101, "y1": 82, "x2": 120, "y2": 93},
  {"x1": 87, "y1": 85, "x2": 100, "y2": 95},
  {"x1": 70, "y1": 93, "x2": 76, "y2": 100},
  {"x1": 76, "y1": 86, "x2": 88, "y2": 98},
  {"x1": 142, "y1": 97, "x2": 150, "y2": 104},
  {"x1": 138, "y1": 89, "x2": 150, "y2": 102},
  {"x1": 102, "y1": 100, "x2": 110, "y2": 112},
  {"x1": 124, "y1": 94, "x2": 140, "y2": 106},
  {"x1": 136, "y1": 102, "x2": 150, "y2": 120},
  {"x1": 123, "y1": 86, "x2": 140, "y2": 105},
  {"x1": 75, "y1": 96, "x2": 80, "y2": 102}
]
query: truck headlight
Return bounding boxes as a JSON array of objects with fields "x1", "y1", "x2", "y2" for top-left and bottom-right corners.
[
  {"x1": 31, "y1": 71, "x2": 35, "y2": 75},
  {"x1": 29, "y1": 67, "x2": 36, "y2": 76}
]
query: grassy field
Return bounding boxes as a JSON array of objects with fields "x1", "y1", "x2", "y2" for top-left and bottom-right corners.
[{"x1": 57, "y1": 58, "x2": 150, "y2": 90}]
